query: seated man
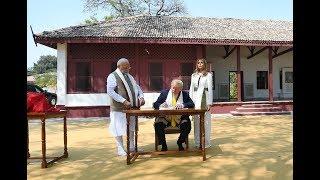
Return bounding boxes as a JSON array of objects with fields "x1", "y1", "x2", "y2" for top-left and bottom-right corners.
[{"x1": 153, "y1": 79, "x2": 195, "y2": 151}]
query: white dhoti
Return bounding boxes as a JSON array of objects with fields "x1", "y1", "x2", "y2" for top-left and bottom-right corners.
[{"x1": 109, "y1": 111, "x2": 136, "y2": 137}]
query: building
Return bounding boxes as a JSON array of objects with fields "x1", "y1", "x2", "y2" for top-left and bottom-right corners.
[{"x1": 33, "y1": 15, "x2": 293, "y2": 117}]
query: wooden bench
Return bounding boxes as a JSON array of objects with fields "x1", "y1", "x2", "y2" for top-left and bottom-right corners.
[{"x1": 27, "y1": 110, "x2": 68, "y2": 168}]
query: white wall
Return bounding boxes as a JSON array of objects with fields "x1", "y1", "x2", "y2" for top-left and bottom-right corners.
[
  {"x1": 65, "y1": 93, "x2": 160, "y2": 108},
  {"x1": 206, "y1": 46, "x2": 293, "y2": 100},
  {"x1": 57, "y1": 44, "x2": 292, "y2": 107},
  {"x1": 56, "y1": 43, "x2": 67, "y2": 105},
  {"x1": 66, "y1": 94, "x2": 110, "y2": 107}
]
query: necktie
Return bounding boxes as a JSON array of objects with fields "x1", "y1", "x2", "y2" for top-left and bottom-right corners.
[{"x1": 123, "y1": 73, "x2": 136, "y2": 106}]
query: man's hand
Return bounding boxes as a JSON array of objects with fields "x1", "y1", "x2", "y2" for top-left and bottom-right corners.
[
  {"x1": 123, "y1": 100, "x2": 131, "y2": 109},
  {"x1": 160, "y1": 102, "x2": 169, "y2": 108},
  {"x1": 175, "y1": 103, "x2": 184, "y2": 109},
  {"x1": 139, "y1": 97, "x2": 145, "y2": 106}
]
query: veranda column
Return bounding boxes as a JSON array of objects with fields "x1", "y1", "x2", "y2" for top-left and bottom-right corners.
[
  {"x1": 236, "y1": 45, "x2": 242, "y2": 102},
  {"x1": 268, "y1": 46, "x2": 274, "y2": 101},
  {"x1": 56, "y1": 43, "x2": 67, "y2": 105},
  {"x1": 196, "y1": 45, "x2": 205, "y2": 59}
]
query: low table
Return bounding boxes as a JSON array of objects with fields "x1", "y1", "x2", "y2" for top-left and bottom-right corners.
[{"x1": 27, "y1": 110, "x2": 68, "y2": 168}]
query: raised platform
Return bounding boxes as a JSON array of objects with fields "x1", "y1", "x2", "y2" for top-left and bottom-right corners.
[
  {"x1": 58, "y1": 100, "x2": 293, "y2": 118},
  {"x1": 211, "y1": 100, "x2": 293, "y2": 115},
  {"x1": 227, "y1": 101, "x2": 292, "y2": 116}
]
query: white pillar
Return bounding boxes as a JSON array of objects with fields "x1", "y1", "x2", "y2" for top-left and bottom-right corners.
[{"x1": 56, "y1": 43, "x2": 67, "y2": 105}]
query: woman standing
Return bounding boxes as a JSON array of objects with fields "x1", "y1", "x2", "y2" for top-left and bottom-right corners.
[{"x1": 189, "y1": 58, "x2": 213, "y2": 148}]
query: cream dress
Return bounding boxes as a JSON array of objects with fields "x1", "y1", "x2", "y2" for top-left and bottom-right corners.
[{"x1": 189, "y1": 72, "x2": 213, "y2": 148}]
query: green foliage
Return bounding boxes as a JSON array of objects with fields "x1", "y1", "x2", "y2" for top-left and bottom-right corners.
[
  {"x1": 35, "y1": 72, "x2": 57, "y2": 88},
  {"x1": 84, "y1": 16, "x2": 99, "y2": 24},
  {"x1": 29, "y1": 55, "x2": 57, "y2": 74},
  {"x1": 104, "y1": 15, "x2": 115, "y2": 21},
  {"x1": 229, "y1": 72, "x2": 237, "y2": 99}
]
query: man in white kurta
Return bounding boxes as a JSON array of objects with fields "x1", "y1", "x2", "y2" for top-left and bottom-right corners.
[{"x1": 106, "y1": 58, "x2": 145, "y2": 156}]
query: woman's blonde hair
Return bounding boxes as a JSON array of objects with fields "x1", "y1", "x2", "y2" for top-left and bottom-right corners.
[{"x1": 194, "y1": 58, "x2": 208, "y2": 75}]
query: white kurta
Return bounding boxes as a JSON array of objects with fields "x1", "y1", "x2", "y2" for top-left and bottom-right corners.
[
  {"x1": 189, "y1": 72, "x2": 213, "y2": 148},
  {"x1": 107, "y1": 69, "x2": 144, "y2": 137}
]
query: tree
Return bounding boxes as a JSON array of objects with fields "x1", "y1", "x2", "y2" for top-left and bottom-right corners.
[
  {"x1": 84, "y1": 16, "x2": 99, "y2": 24},
  {"x1": 35, "y1": 72, "x2": 57, "y2": 88},
  {"x1": 30, "y1": 55, "x2": 57, "y2": 74},
  {"x1": 83, "y1": 0, "x2": 187, "y2": 19}
]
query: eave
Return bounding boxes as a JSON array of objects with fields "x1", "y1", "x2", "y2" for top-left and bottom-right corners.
[{"x1": 34, "y1": 36, "x2": 293, "y2": 48}]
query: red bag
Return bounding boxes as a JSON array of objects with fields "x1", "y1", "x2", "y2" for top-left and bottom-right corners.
[{"x1": 27, "y1": 92, "x2": 60, "y2": 112}]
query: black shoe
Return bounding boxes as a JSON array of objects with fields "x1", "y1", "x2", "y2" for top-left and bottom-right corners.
[
  {"x1": 161, "y1": 144, "x2": 168, "y2": 151},
  {"x1": 177, "y1": 141, "x2": 184, "y2": 151}
]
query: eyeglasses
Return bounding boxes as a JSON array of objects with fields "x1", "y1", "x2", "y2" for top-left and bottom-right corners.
[{"x1": 122, "y1": 64, "x2": 131, "y2": 70}]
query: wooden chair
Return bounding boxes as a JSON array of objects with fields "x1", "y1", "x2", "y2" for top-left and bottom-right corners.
[{"x1": 155, "y1": 126, "x2": 189, "y2": 151}]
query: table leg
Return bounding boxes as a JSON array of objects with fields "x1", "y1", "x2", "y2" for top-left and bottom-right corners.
[
  {"x1": 200, "y1": 113, "x2": 206, "y2": 161},
  {"x1": 41, "y1": 118, "x2": 47, "y2": 168},
  {"x1": 126, "y1": 114, "x2": 130, "y2": 165},
  {"x1": 27, "y1": 120, "x2": 30, "y2": 158},
  {"x1": 199, "y1": 114, "x2": 203, "y2": 150},
  {"x1": 135, "y1": 116, "x2": 138, "y2": 152},
  {"x1": 63, "y1": 116, "x2": 68, "y2": 157}
]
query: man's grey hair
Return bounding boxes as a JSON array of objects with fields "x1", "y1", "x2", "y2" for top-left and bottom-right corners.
[
  {"x1": 117, "y1": 58, "x2": 129, "y2": 67},
  {"x1": 171, "y1": 79, "x2": 183, "y2": 88}
]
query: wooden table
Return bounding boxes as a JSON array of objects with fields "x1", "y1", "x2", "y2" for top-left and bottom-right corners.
[
  {"x1": 123, "y1": 108, "x2": 207, "y2": 165},
  {"x1": 27, "y1": 111, "x2": 68, "y2": 168}
]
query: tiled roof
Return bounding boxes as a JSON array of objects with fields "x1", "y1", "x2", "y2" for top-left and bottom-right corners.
[{"x1": 35, "y1": 15, "x2": 292, "y2": 45}]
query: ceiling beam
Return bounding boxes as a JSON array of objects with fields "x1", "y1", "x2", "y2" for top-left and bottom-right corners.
[
  {"x1": 223, "y1": 46, "x2": 236, "y2": 59},
  {"x1": 272, "y1": 47, "x2": 293, "y2": 59},
  {"x1": 246, "y1": 46, "x2": 256, "y2": 56},
  {"x1": 247, "y1": 46, "x2": 268, "y2": 59},
  {"x1": 272, "y1": 46, "x2": 279, "y2": 55}
]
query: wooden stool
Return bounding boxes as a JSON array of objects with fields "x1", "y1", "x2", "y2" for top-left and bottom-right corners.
[{"x1": 155, "y1": 126, "x2": 189, "y2": 151}]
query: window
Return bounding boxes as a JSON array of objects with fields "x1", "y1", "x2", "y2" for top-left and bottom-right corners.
[
  {"x1": 285, "y1": 72, "x2": 293, "y2": 83},
  {"x1": 280, "y1": 70, "x2": 282, "y2": 89},
  {"x1": 211, "y1": 71, "x2": 215, "y2": 90},
  {"x1": 257, "y1": 71, "x2": 268, "y2": 89},
  {"x1": 76, "y1": 62, "x2": 92, "y2": 92},
  {"x1": 149, "y1": 62, "x2": 163, "y2": 91},
  {"x1": 111, "y1": 62, "x2": 117, "y2": 72},
  {"x1": 180, "y1": 63, "x2": 194, "y2": 90}
]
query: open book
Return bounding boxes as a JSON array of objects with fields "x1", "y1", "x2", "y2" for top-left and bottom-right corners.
[{"x1": 159, "y1": 106, "x2": 188, "y2": 110}]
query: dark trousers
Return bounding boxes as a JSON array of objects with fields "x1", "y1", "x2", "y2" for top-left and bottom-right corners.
[{"x1": 154, "y1": 117, "x2": 191, "y2": 145}]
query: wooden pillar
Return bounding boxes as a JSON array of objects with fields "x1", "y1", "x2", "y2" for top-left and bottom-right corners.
[
  {"x1": 196, "y1": 45, "x2": 205, "y2": 59},
  {"x1": 138, "y1": 44, "x2": 148, "y2": 91},
  {"x1": 134, "y1": 44, "x2": 140, "y2": 84},
  {"x1": 236, "y1": 45, "x2": 242, "y2": 102},
  {"x1": 202, "y1": 45, "x2": 206, "y2": 59},
  {"x1": 268, "y1": 46, "x2": 274, "y2": 101}
]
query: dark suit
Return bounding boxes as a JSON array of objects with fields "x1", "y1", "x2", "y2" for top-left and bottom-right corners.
[{"x1": 153, "y1": 89, "x2": 195, "y2": 150}]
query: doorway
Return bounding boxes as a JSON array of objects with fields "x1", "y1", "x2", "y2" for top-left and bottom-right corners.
[{"x1": 229, "y1": 71, "x2": 244, "y2": 101}]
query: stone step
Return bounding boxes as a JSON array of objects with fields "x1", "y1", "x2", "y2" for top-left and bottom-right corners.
[
  {"x1": 236, "y1": 107, "x2": 282, "y2": 112},
  {"x1": 241, "y1": 104, "x2": 274, "y2": 108},
  {"x1": 230, "y1": 111, "x2": 291, "y2": 116}
]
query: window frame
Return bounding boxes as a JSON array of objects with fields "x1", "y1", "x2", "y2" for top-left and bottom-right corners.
[
  {"x1": 180, "y1": 62, "x2": 195, "y2": 90},
  {"x1": 149, "y1": 61, "x2": 164, "y2": 91},
  {"x1": 256, "y1": 71, "x2": 268, "y2": 89},
  {"x1": 74, "y1": 61, "x2": 93, "y2": 93}
]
